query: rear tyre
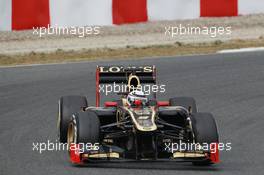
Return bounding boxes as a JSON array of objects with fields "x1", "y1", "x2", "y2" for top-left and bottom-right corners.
[
  {"x1": 57, "y1": 95, "x2": 88, "y2": 143},
  {"x1": 169, "y1": 97, "x2": 197, "y2": 113},
  {"x1": 191, "y1": 113, "x2": 219, "y2": 166}
]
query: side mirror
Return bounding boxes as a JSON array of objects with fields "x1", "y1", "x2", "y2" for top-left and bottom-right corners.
[
  {"x1": 157, "y1": 101, "x2": 169, "y2": 107},
  {"x1": 104, "y1": 101, "x2": 118, "y2": 107}
]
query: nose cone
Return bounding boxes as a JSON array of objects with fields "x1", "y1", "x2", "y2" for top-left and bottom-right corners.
[{"x1": 133, "y1": 109, "x2": 157, "y2": 132}]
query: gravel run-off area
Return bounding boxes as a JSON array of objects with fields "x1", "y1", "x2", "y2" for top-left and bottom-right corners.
[{"x1": 0, "y1": 14, "x2": 263, "y2": 65}]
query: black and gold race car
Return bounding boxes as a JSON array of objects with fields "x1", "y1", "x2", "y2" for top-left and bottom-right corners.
[{"x1": 57, "y1": 65, "x2": 219, "y2": 165}]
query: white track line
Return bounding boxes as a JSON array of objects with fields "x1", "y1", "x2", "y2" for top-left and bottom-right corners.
[{"x1": 217, "y1": 47, "x2": 264, "y2": 53}]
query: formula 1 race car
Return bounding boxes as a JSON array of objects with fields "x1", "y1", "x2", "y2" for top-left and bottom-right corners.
[{"x1": 57, "y1": 65, "x2": 219, "y2": 165}]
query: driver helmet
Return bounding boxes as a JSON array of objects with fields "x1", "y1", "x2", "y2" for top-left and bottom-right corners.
[{"x1": 127, "y1": 90, "x2": 148, "y2": 106}]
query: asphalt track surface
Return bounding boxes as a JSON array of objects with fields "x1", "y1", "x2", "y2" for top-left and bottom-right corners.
[{"x1": 1, "y1": 51, "x2": 264, "y2": 175}]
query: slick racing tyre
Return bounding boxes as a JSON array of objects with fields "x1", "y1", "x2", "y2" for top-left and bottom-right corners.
[
  {"x1": 191, "y1": 113, "x2": 219, "y2": 165},
  {"x1": 57, "y1": 95, "x2": 88, "y2": 143},
  {"x1": 68, "y1": 111, "x2": 100, "y2": 145},
  {"x1": 169, "y1": 97, "x2": 197, "y2": 113}
]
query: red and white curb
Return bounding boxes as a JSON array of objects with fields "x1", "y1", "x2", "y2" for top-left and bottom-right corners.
[{"x1": 1, "y1": 0, "x2": 264, "y2": 31}]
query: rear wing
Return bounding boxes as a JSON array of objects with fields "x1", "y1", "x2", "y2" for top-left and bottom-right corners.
[{"x1": 96, "y1": 65, "x2": 156, "y2": 106}]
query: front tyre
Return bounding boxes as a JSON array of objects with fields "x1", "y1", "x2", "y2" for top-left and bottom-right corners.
[
  {"x1": 67, "y1": 111, "x2": 100, "y2": 164},
  {"x1": 191, "y1": 113, "x2": 219, "y2": 165},
  {"x1": 68, "y1": 111, "x2": 100, "y2": 144}
]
